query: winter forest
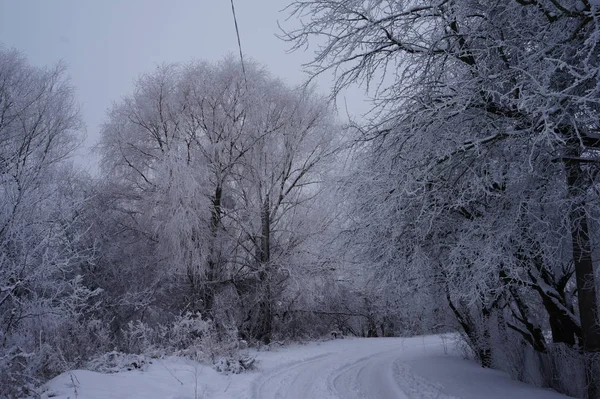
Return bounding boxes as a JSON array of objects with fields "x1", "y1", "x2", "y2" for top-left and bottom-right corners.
[{"x1": 3, "y1": 0, "x2": 600, "y2": 398}]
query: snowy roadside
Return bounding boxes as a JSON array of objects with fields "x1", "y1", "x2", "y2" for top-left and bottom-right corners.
[
  {"x1": 41, "y1": 335, "x2": 573, "y2": 399},
  {"x1": 40, "y1": 339, "x2": 339, "y2": 399}
]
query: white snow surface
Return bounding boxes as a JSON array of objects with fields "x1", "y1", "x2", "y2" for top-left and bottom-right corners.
[{"x1": 43, "y1": 335, "x2": 572, "y2": 399}]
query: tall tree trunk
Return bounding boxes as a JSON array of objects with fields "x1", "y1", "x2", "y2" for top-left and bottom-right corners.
[
  {"x1": 564, "y1": 156, "x2": 600, "y2": 399},
  {"x1": 203, "y1": 184, "x2": 223, "y2": 317},
  {"x1": 479, "y1": 305, "x2": 493, "y2": 368},
  {"x1": 257, "y1": 194, "x2": 273, "y2": 344},
  {"x1": 260, "y1": 194, "x2": 270, "y2": 265}
]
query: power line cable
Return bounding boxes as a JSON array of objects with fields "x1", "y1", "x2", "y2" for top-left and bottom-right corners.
[{"x1": 230, "y1": 0, "x2": 247, "y2": 88}]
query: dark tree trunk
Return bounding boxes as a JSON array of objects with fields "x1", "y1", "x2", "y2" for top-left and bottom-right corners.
[
  {"x1": 564, "y1": 156, "x2": 600, "y2": 399},
  {"x1": 479, "y1": 306, "x2": 493, "y2": 368},
  {"x1": 510, "y1": 245, "x2": 581, "y2": 348},
  {"x1": 540, "y1": 293, "x2": 579, "y2": 347},
  {"x1": 564, "y1": 159, "x2": 600, "y2": 351},
  {"x1": 203, "y1": 184, "x2": 223, "y2": 318},
  {"x1": 526, "y1": 266, "x2": 580, "y2": 347},
  {"x1": 256, "y1": 194, "x2": 273, "y2": 344},
  {"x1": 506, "y1": 287, "x2": 548, "y2": 354},
  {"x1": 446, "y1": 291, "x2": 493, "y2": 368},
  {"x1": 366, "y1": 318, "x2": 378, "y2": 337}
]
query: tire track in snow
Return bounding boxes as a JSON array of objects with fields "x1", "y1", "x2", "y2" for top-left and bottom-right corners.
[
  {"x1": 252, "y1": 339, "x2": 441, "y2": 399},
  {"x1": 331, "y1": 352, "x2": 410, "y2": 399},
  {"x1": 252, "y1": 353, "x2": 337, "y2": 399}
]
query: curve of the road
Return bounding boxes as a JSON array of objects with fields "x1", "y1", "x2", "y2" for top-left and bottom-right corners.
[{"x1": 252, "y1": 336, "x2": 446, "y2": 399}]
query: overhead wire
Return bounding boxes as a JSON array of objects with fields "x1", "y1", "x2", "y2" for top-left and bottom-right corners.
[{"x1": 230, "y1": 0, "x2": 248, "y2": 88}]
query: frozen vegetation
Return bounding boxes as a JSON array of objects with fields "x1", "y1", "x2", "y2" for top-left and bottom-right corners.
[{"x1": 2, "y1": 1, "x2": 600, "y2": 398}]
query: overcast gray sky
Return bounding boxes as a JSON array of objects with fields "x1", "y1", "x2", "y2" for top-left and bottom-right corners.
[{"x1": 0, "y1": 0, "x2": 368, "y2": 172}]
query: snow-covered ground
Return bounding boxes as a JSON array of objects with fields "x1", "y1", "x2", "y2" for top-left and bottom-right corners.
[{"x1": 43, "y1": 335, "x2": 572, "y2": 399}]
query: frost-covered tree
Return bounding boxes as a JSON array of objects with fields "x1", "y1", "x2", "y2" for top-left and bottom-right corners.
[
  {"x1": 99, "y1": 58, "x2": 342, "y2": 344},
  {"x1": 229, "y1": 83, "x2": 340, "y2": 342},
  {"x1": 0, "y1": 47, "x2": 98, "y2": 396},
  {"x1": 283, "y1": 1, "x2": 600, "y2": 396}
]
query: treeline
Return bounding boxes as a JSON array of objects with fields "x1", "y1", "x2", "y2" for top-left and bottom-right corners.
[{"x1": 1, "y1": 50, "x2": 407, "y2": 397}]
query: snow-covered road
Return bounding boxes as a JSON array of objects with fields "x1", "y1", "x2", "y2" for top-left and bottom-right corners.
[
  {"x1": 252, "y1": 335, "x2": 570, "y2": 399},
  {"x1": 253, "y1": 338, "x2": 420, "y2": 399},
  {"x1": 45, "y1": 335, "x2": 573, "y2": 399}
]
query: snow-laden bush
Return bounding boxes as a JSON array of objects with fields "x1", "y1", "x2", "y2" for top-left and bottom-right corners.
[
  {"x1": 547, "y1": 345, "x2": 587, "y2": 398},
  {"x1": 117, "y1": 312, "x2": 254, "y2": 374},
  {"x1": 86, "y1": 351, "x2": 151, "y2": 373},
  {"x1": 120, "y1": 312, "x2": 210, "y2": 355},
  {"x1": 0, "y1": 316, "x2": 110, "y2": 397},
  {"x1": 0, "y1": 276, "x2": 108, "y2": 398},
  {"x1": 213, "y1": 354, "x2": 255, "y2": 374}
]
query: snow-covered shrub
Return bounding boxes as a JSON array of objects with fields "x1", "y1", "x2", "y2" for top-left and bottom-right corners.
[
  {"x1": 118, "y1": 312, "x2": 253, "y2": 374},
  {"x1": 547, "y1": 345, "x2": 586, "y2": 398},
  {"x1": 0, "y1": 316, "x2": 109, "y2": 398},
  {"x1": 120, "y1": 313, "x2": 209, "y2": 355},
  {"x1": 0, "y1": 346, "x2": 38, "y2": 398},
  {"x1": 213, "y1": 354, "x2": 255, "y2": 374},
  {"x1": 86, "y1": 351, "x2": 151, "y2": 373},
  {"x1": 120, "y1": 320, "x2": 158, "y2": 355},
  {"x1": 463, "y1": 308, "x2": 589, "y2": 399},
  {"x1": 168, "y1": 313, "x2": 211, "y2": 350},
  {"x1": 496, "y1": 337, "x2": 587, "y2": 398},
  {"x1": 211, "y1": 330, "x2": 256, "y2": 375},
  {"x1": 0, "y1": 275, "x2": 108, "y2": 398}
]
